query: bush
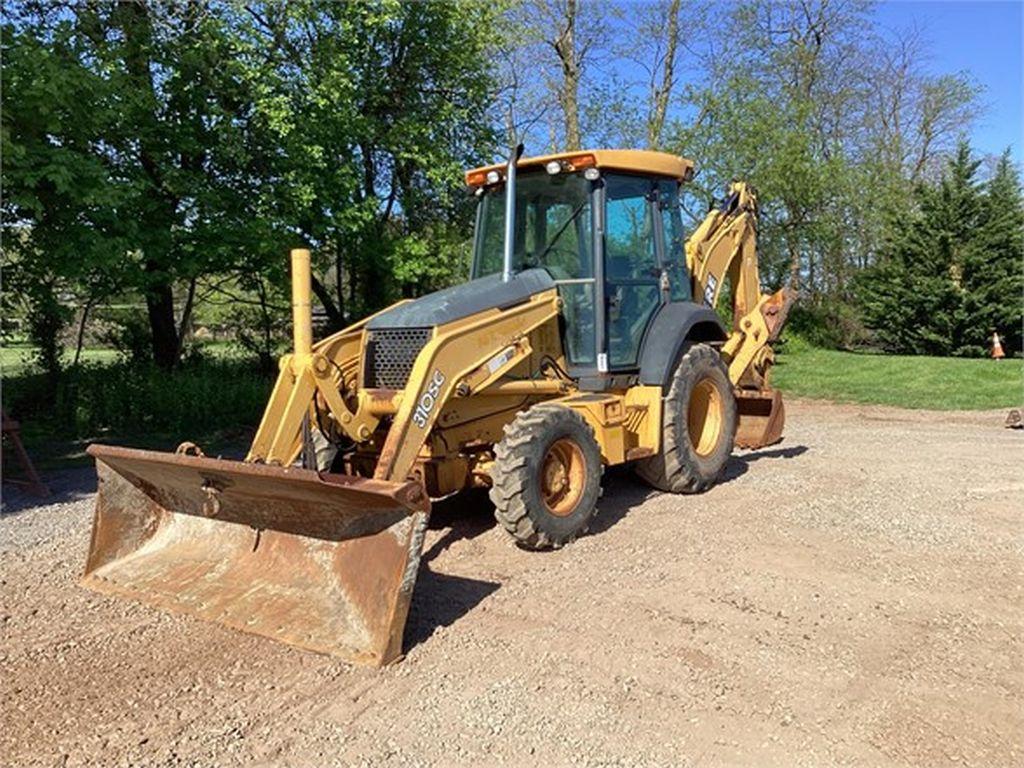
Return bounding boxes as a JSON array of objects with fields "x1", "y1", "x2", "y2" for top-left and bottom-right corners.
[
  {"x1": 3, "y1": 357, "x2": 274, "y2": 442},
  {"x1": 786, "y1": 300, "x2": 869, "y2": 350},
  {"x1": 95, "y1": 308, "x2": 153, "y2": 365}
]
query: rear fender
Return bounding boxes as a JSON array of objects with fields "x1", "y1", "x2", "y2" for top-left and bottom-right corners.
[{"x1": 637, "y1": 302, "x2": 727, "y2": 389}]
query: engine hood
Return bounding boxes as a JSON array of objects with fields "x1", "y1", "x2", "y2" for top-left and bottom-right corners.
[{"x1": 365, "y1": 268, "x2": 555, "y2": 330}]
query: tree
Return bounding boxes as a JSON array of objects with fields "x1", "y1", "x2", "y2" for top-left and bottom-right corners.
[
  {"x1": 581, "y1": 0, "x2": 692, "y2": 150},
  {"x1": 642, "y1": 0, "x2": 682, "y2": 149},
  {"x1": 855, "y1": 142, "x2": 1014, "y2": 356},
  {"x1": 3, "y1": 2, "x2": 282, "y2": 369},
  {"x1": 3, "y1": 1, "x2": 500, "y2": 371},
  {"x1": 2, "y1": 9, "x2": 131, "y2": 381},
  {"x1": 672, "y1": 0, "x2": 874, "y2": 290},
  {"x1": 661, "y1": 0, "x2": 983, "y2": 349},
  {"x1": 549, "y1": 0, "x2": 583, "y2": 150},
  {"x1": 964, "y1": 150, "x2": 1024, "y2": 355},
  {"x1": 234, "y1": 1, "x2": 498, "y2": 322},
  {"x1": 507, "y1": 0, "x2": 608, "y2": 152}
]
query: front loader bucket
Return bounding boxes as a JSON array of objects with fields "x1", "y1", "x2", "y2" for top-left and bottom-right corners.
[
  {"x1": 82, "y1": 445, "x2": 430, "y2": 666},
  {"x1": 734, "y1": 389, "x2": 786, "y2": 450}
]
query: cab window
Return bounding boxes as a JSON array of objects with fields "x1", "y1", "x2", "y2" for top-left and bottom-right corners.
[
  {"x1": 658, "y1": 181, "x2": 692, "y2": 302},
  {"x1": 604, "y1": 174, "x2": 661, "y2": 368},
  {"x1": 473, "y1": 172, "x2": 591, "y2": 280},
  {"x1": 473, "y1": 172, "x2": 595, "y2": 366}
]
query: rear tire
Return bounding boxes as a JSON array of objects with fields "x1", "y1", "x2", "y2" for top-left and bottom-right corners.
[
  {"x1": 490, "y1": 404, "x2": 602, "y2": 550},
  {"x1": 635, "y1": 343, "x2": 737, "y2": 494}
]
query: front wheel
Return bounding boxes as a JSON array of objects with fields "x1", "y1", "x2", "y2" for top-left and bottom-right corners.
[
  {"x1": 635, "y1": 343, "x2": 737, "y2": 494},
  {"x1": 490, "y1": 404, "x2": 602, "y2": 549}
]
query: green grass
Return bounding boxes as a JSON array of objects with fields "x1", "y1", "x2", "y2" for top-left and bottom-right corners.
[
  {"x1": 1, "y1": 342, "x2": 120, "y2": 376},
  {"x1": 1, "y1": 340, "x2": 242, "y2": 376},
  {"x1": 774, "y1": 336, "x2": 1023, "y2": 410}
]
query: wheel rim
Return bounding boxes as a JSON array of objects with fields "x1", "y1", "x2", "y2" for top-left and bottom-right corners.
[
  {"x1": 688, "y1": 377, "x2": 724, "y2": 457},
  {"x1": 540, "y1": 438, "x2": 586, "y2": 517}
]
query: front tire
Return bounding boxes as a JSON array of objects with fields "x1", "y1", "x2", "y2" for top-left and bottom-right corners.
[
  {"x1": 490, "y1": 404, "x2": 602, "y2": 550},
  {"x1": 635, "y1": 343, "x2": 737, "y2": 493}
]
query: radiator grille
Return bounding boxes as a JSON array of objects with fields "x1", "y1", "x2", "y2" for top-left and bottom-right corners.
[{"x1": 364, "y1": 328, "x2": 431, "y2": 389}]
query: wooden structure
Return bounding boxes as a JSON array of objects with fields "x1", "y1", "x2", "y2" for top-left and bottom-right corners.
[{"x1": 1, "y1": 408, "x2": 50, "y2": 498}]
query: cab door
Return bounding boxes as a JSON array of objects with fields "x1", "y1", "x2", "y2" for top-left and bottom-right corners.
[{"x1": 603, "y1": 174, "x2": 663, "y2": 369}]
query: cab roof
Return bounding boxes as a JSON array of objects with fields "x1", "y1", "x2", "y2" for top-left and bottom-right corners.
[{"x1": 465, "y1": 149, "x2": 694, "y2": 187}]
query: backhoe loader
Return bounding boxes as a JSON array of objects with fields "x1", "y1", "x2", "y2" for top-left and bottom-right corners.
[{"x1": 83, "y1": 148, "x2": 794, "y2": 666}]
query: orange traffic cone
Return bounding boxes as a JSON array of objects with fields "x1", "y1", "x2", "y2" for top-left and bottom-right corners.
[{"x1": 991, "y1": 332, "x2": 1005, "y2": 360}]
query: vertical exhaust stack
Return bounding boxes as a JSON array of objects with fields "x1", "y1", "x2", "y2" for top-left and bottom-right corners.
[{"x1": 502, "y1": 144, "x2": 524, "y2": 283}]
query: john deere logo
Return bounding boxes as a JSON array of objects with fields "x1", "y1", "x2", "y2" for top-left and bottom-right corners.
[{"x1": 412, "y1": 370, "x2": 446, "y2": 427}]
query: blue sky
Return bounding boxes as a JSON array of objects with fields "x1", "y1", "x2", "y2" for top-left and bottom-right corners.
[{"x1": 873, "y1": 0, "x2": 1023, "y2": 163}]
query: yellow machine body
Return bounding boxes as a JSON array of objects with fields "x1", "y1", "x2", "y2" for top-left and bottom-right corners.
[{"x1": 83, "y1": 150, "x2": 792, "y2": 666}]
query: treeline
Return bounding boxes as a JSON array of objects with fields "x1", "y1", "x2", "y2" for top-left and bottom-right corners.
[
  {"x1": 3, "y1": 0, "x2": 1022, "y2": 383},
  {"x1": 3, "y1": 1, "x2": 498, "y2": 374}
]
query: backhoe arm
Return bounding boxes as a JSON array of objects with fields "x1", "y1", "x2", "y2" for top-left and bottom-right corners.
[{"x1": 686, "y1": 182, "x2": 796, "y2": 447}]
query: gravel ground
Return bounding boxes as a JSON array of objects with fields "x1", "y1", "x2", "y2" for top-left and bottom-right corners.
[{"x1": 1, "y1": 400, "x2": 1021, "y2": 767}]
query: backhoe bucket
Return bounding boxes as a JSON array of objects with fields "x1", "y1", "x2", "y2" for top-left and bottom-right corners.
[
  {"x1": 82, "y1": 445, "x2": 430, "y2": 666},
  {"x1": 734, "y1": 389, "x2": 786, "y2": 450}
]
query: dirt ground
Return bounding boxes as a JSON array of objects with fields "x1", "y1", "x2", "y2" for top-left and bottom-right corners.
[{"x1": 1, "y1": 400, "x2": 1021, "y2": 767}]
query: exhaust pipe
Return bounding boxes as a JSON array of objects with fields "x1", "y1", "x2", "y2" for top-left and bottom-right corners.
[{"x1": 502, "y1": 144, "x2": 524, "y2": 283}]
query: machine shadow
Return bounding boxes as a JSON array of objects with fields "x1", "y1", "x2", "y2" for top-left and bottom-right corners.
[
  {"x1": 588, "y1": 466, "x2": 658, "y2": 535},
  {"x1": 421, "y1": 488, "x2": 497, "y2": 563},
  {"x1": 404, "y1": 445, "x2": 809, "y2": 652},
  {"x1": 591, "y1": 443, "x2": 810, "y2": 534},
  {"x1": 721, "y1": 444, "x2": 809, "y2": 482},
  {"x1": 404, "y1": 488, "x2": 500, "y2": 653},
  {"x1": 404, "y1": 569, "x2": 500, "y2": 652}
]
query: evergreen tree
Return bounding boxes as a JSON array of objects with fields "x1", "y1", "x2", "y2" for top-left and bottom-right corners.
[
  {"x1": 857, "y1": 142, "x2": 984, "y2": 355},
  {"x1": 964, "y1": 150, "x2": 1024, "y2": 356}
]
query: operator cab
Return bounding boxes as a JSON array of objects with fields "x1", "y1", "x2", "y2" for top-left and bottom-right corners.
[{"x1": 468, "y1": 150, "x2": 695, "y2": 381}]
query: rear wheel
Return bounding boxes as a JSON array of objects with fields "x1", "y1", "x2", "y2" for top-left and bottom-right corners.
[
  {"x1": 490, "y1": 404, "x2": 602, "y2": 549},
  {"x1": 636, "y1": 343, "x2": 737, "y2": 493}
]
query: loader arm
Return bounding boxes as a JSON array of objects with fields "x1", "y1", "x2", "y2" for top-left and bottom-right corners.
[
  {"x1": 686, "y1": 182, "x2": 796, "y2": 447},
  {"x1": 372, "y1": 291, "x2": 560, "y2": 482},
  {"x1": 246, "y1": 300, "x2": 410, "y2": 466},
  {"x1": 246, "y1": 255, "x2": 560, "y2": 482}
]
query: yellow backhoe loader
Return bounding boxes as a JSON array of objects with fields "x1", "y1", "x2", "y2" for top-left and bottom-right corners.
[{"x1": 83, "y1": 148, "x2": 794, "y2": 666}]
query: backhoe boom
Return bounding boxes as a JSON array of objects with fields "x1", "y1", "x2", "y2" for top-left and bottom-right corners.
[{"x1": 686, "y1": 181, "x2": 795, "y2": 446}]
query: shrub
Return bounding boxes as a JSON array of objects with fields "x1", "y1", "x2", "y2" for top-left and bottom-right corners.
[
  {"x1": 3, "y1": 357, "x2": 274, "y2": 442},
  {"x1": 786, "y1": 300, "x2": 869, "y2": 350}
]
